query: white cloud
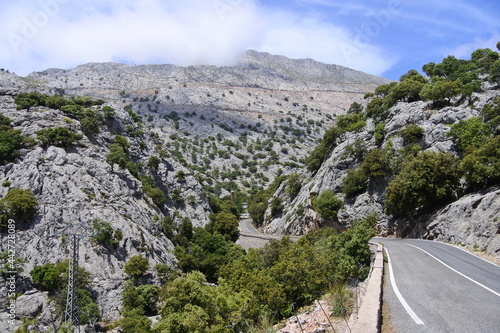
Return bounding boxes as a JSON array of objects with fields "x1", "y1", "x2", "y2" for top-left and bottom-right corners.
[
  {"x1": 254, "y1": 11, "x2": 395, "y2": 76},
  {"x1": 0, "y1": 0, "x2": 395, "y2": 76},
  {"x1": 443, "y1": 32, "x2": 500, "y2": 59}
]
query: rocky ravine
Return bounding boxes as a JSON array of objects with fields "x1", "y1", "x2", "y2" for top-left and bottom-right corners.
[
  {"x1": 261, "y1": 82, "x2": 500, "y2": 257},
  {"x1": 0, "y1": 51, "x2": 390, "y2": 330}
]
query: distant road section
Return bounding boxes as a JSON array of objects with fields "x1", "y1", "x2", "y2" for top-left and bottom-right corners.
[
  {"x1": 237, "y1": 218, "x2": 300, "y2": 249},
  {"x1": 374, "y1": 238, "x2": 500, "y2": 333}
]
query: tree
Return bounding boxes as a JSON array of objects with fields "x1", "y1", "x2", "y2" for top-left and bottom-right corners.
[
  {"x1": 0, "y1": 129, "x2": 24, "y2": 164},
  {"x1": 313, "y1": 189, "x2": 343, "y2": 221},
  {"x1": 341, "y1": 169, "x2": 367, "y2": 198},
  {"x1": 461, "y1": 135, "x2": 500, "y2": 187},
  {"x1": 0, "y1": 188, "x2": 38, "y2": 224},
  {"x1": 385, "y1": 151, "x2": 460, "y2": 215},
  {"x1": 106, "y1": 143, "x2": 128, "y2": 170},
  {"x1": 30, "y1": 263, "x2": 61, "y2": 291},
  {"x1": 36, "y1": 127, "x2": 83, "y2": 148},
  {"x1": 124, "y1": 255, "x2": 149, "y2": 278},
  {"x1": 399, "y1": 123, "x2": 425, "y2": 145},
  {"x1": 447, "y1": 117, "x2": 491, "y2": 151},
  {"x1": 80, "y1": 117, "x2": 100, "y2": 134},
  {"x1": 306, "y1": 127, "x2": 343, "y2": 173},
  {"x1": 419, "y1": 78, "x2": 463, "y2": 105},
  {"x1": 206, "y1": 211, "x2": 239, "y2": 242}
]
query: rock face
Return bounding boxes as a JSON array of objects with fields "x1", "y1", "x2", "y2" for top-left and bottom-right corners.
[
  {"x1": 0, "y1": 52, "x2": 390, "y2": 329},
  {"x1": 261, "y1": 85, "x2": 500, "y2": 257}
]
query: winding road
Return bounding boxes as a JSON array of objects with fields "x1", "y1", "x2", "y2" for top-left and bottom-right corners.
[{"x1": 374, "y1": 238, "x2": 500, "y2": 333}]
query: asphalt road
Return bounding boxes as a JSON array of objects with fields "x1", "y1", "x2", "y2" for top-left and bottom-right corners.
[
  {"x1": 239, "y1": 218, "x2": 261, "y2": 234},
  {"x1": 373, "y1": 238, "x2": 500, "y2": 333}
]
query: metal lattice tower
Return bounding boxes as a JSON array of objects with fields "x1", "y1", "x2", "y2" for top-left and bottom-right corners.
[
  {"x1": 65, "y1": 233, "x2": 81, "y2": 328},
  {"x1": 52, "y1": 220, "x2": 92, "y2": 333}
]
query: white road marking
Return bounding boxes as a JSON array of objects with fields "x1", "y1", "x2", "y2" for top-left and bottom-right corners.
[
  {"x1": 406, "y1": 243, "x2": 500, "y2": 298},
  {"x1": 385, "y1": 247, "x2": 426, "y2": 326}
]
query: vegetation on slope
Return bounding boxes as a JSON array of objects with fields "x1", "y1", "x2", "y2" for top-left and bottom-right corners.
[{"x1": 305, "y1": 44, "x2": 500, "y2": 219}]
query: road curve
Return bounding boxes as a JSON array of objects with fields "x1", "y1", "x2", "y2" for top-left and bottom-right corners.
[{"x1": 373, "y1": 238, "x2": 500, "y2": 333}]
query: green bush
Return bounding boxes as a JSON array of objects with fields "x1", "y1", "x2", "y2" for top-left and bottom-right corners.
[
  {"x1": 461, "y1": 135, "x2": 500, "y2": 187},
  {"x1": 0, "y1": 188, "x2": 38, "y2": 224},
  {"x1": 374, "y1": 123, "x2": 385, "y2": 145},
  {"x1": 36, "y1": 127, "x2": 83, "y2": 148},
  {"x1": 142, "y1": 185, "x2": 166, "y2": 207},
  {"x1": 270, "y1": 197, "x2": 283, "y2": 217},
  {"x1": 336, "y1": 113, "x2": 366, "y2": 132},
  {"x1": 122, "y1": 283, "x2": 159, "y2": 315},
  {"x1": 80, "y1": 117, "x2": 100, "y2": 134},
  {"x1": 313, "y1": 189, "x2": 343, "y2": 221},
  {"x1": 419, "y1": 78, "x2": 463, "y2": 104},
  {"x1": 124, "y1": 255, "x2": 149, "y2": 278},
  {"x1": 481, "y1": 97, "x2": 500, "y2": 134},
  {"x1": 360, "y1": 148, "x2": 391, "y2": 180},
  {"x1": 341, "y1": 169, "x2": 367, "y2": 198},
  {"x1": 306, "y1": 127, "x2": 343, "y2": 173},
  {"x1": 399, "y1": 124, "x2": 425, "y2": 145},
  {"x1": 91, "y1": 219, "x2": 121, "y2": 249},
  {"x1": 106, "y1": 143, "x2": 128, "y2": 170},
  {"x1": 286, "y1": 173, "x2": 302, "y2": 198},
  {"x1": 448, "y1": 116, "x2": 491, "y2": 152},
  {"x1": 206, "y1": 211, "x2": 239, "y2": 242},
  {"x1": 0, "y1": 129, "x2": 25, "y2": 164},
  {"x1": 385, "y1": 151, "x2": 460, "y2": 215},
  {"x1": 147, "y1": 156, "x2": 161, "y2": 170},
  {"x1": 30, "y1": 263, "x2": 61, "y2": 291}
]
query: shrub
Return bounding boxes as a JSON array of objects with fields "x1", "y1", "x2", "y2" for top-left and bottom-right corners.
[
  {"x1": 286, "y1": 173, "x2": 302, "y2": 198},
  {"x1": 399, "y1": 124, "x2": 424, "y2": 145},
  {"x1": 447, "y1": 116, "x2": 491, "y2": 151},
  {"x1": 91, "y1": 219, "x2": 121, "y2": 249},
  {"x1": 374, "y1": 123, "x2": 385, "y2": 145},
  {"x1": 313, "y1": 189, "x2": 343, "y2": 221},
  {"x1": 106, "y1": 144, "x2": 128, "y2": 170},
  {"x1": 142, "y1": 185, "x2": 166, "y2": 207},
  {"x1": 80, "y1": 117, "x2": 100, "y2": 134},
  {"x1": 460, "y1": 135, "x2": 500, "y2": 187},
  {"x1": 0, "y1": 188, "x2": 38, "y2": 224},
  {"x1": 36, "y1": 127, "x2": 83, "y2": 148},
  {"x1": 341, "y1": 169, "x2": 367, "y2": 198},
  {"x1": 385, "y1": 151, "x2": 460, "y2": 215},
  {"x1": 270, "y1": 197, "x2": 283, "y2": 217},
  {"x1": 336, "y1": 113, "x2": 366, "y2": 132},
  {"x1": 306, "y1": 127, "x2": 343, "y2": 173},
  {"x1": 360, "y1": 148, "x2": 391, "y2": 180},
  {"x1": 148, "y1": 156, "x2": 161, "y2": 170},
  {"x1": 481, "y1": 97, "x2": 500, "y2": 134},
  {"x1": 124, "y1": 255, "x2": 149, "y2": 278},
  {"x1": 30, "y1": 263, "x2": 61, "y2": 291},
  {"x1": 0, "y1": 129, "x2": 24, "y2": 164}
]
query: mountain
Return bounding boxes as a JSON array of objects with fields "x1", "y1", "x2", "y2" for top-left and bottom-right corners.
[
  {"x1": 258, "y1": 53, "x2": 500, "y2": 258},
  {"x1": 0, "y1": 51, "x2": 390, "y2": 330}
]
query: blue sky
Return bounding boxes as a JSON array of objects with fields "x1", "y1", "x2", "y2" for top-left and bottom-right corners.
[{"x1": 1, "y1": 0, "x2": 499, "y2": 80}]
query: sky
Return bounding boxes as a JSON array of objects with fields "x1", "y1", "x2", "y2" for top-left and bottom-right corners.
[{"x1": 1, "y1": 0, "x2": 499, "y2": 80}]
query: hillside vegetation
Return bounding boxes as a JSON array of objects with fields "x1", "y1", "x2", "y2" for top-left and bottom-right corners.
[
  {"x1": 257, "y1": 44, "x2": 500, "y2": 254},
  {"x1": 0, "y1": 51, "x2": 388, "y2": 332}
]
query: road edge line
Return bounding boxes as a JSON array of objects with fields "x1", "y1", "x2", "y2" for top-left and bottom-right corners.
[{"x1": 385, "y1": 246, "x2": 426, "y2": 326}]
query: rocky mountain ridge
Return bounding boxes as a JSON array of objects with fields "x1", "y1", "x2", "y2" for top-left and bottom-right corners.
[
  {"x1": 260, "y1": 71, "x2": 500, "y2": 256},
  {"x1": 0, "y1": 51, "x2": 389, "y2": 330}
]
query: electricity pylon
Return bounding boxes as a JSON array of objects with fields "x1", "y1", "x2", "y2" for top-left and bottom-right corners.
[{"x1": 54, "y1": 221, "x2": 92, "y2": 332}]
